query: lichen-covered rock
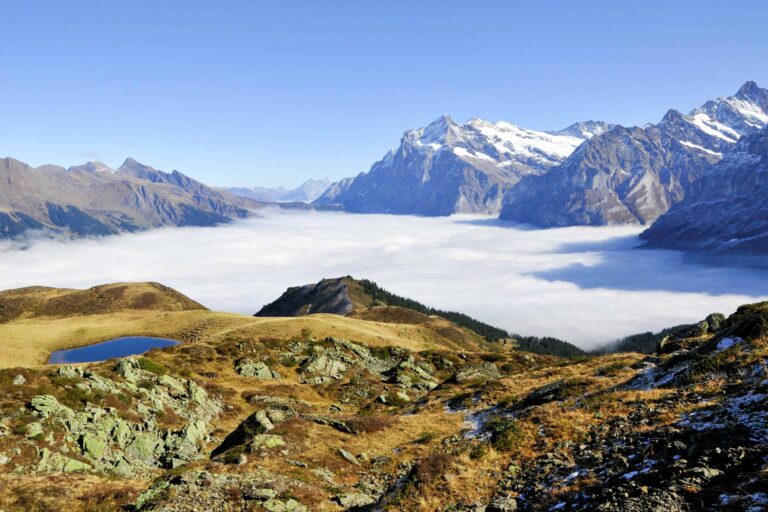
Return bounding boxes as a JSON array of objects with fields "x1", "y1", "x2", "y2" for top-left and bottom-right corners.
[
  {"x1": 20, "y1": 363, "x2": 222, "y2": 477},
  {"x1": 236, "y1": 359, "x2": 281, "y2": 379},
  {"x1": 299, "y1": 352, "x2": 349, "y2": 383},
  {"x1": 30, "y1": 395, "x2": 70, "y2": 419},
  {"x1": 250, "y1": 434, "x2": 286, "y2": 450},
  {"x1": 454, "y1": 362, "x2": 502, "y2": 383},
  {"x1": 133, "y1": 470, "x2": 306, "y2": 511},
  {"x1": 335, "y1": 492, "x2": 376, "y2": 508},
  {"x1": 12, "y1": 374, "x2": 26, "y2": 385}
]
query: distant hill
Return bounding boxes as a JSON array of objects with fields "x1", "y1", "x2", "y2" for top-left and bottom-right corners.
[
  {"x1": 0, "y1": 157, "x2": 262, "y2": 239},
  {"x1": 225, "y1": 178, "x2": 331, "y2": 203},
  {"x1": 0, "y1": 282, "x2": 207, "y2": 323},
  {"x1": 256, "y1": 276, "x2": 585, "y2": 357}
]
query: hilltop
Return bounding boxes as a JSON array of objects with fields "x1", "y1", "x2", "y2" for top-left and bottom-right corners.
[
  {"x1": 0, "y1": 282, "x2": 207, "y2": 323},
  {"x1": 257, "y1": 276, "x2": 585, "y2": 357}
]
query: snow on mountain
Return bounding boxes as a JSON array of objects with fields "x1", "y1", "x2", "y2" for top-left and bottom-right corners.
[
  {"x1": 500, "y1": 81, "x2": 768, "y2": 227},
  {"x1": 314, "y1": 115, "x2": 607, "y2": 215}
]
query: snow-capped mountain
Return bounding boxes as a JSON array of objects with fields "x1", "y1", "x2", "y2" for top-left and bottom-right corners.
[
  {"x1": 500, "y1": 81, "x2": 768, "y2": 226},
  {"x1": 314, "y1": 115, "x2": 611, "y2": 215},
  {"x1": 641, "y1": 126, "x2": 768, "y2": 254}
]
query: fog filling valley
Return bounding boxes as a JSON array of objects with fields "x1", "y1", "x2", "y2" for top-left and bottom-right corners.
[{"x1": 2, "y1": 209, "x2": 767, "y2": 350}]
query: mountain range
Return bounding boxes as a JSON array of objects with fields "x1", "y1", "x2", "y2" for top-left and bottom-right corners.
[
  {"x1": 225, "y1": 178, "x2": 331, "y2": 203},
  {"x1": 312, "y1": 80, "x2": 768, "y2": 254},
  {"x1": 0, "y1": 157, "x2": 260, "y2": 238},
  {"x1": 500, "y1": 81, "x2": 768, "y2": 226},
  {"x1": 314, "y1": 116, "x2": 613, "y2": 215},
  {"x1": 641, "y1": 125, "x2": 768, "y2": 255}
]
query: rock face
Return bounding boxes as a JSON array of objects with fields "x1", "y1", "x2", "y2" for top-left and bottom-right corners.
[
  {"x1": 500, "y1": 81, "x2": 768, "y2": 226},
  {"x1": 314, "y1": 115, "x2": 610, "y2": 215},
  {"x1": 641, "y1": 126, "x2": 768, "y2": 254},
  {"x1": 0, "y1": 156, "x2": 256, "y2": 238},
  {"x1": 255, "y1": 277, "x2": 354, "y2": 317}
]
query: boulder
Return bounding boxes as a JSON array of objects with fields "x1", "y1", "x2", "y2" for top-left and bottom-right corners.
[
  {"x1": 335, "y1": 492, "x2": 376, "y2": 508},
  {"x1": 80, "y1": 433, "x2": 107, "y2": 460},
  {"x1": 30, "y1": 395, "x2": 69, "y2": 418},
  {"x1": 338, "y1": 448, "x2": 360, "y2": 465},
  {"x1": 236, "y1": 359, "x2": 280, "y2": 379},
  {"x1": 455, "y1": 362, "x2": 502, "y2": 383},
  {"x1": 249, "y1": 434, "x2": 286, "y2": 450},
  {"x1": 12, "y1": 374, "x2": 26, "y2": 385}
]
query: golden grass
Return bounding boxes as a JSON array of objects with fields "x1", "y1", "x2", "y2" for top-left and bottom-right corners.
[{"x1": 0, "y1": 306, "x2": 496, "y2": 368}]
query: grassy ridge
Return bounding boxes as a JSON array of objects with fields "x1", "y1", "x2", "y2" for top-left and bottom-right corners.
[{"x1": 356, "y1": 278, "x2": 585, "y2": 357}]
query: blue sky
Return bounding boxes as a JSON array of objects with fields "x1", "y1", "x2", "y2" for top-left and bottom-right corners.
[{"x1": 1, "y1": 1, "x2": 766, "y2": 187}]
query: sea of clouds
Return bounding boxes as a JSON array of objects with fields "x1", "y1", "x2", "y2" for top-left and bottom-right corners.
[{"x1": 1, "y1": 208, "x2": 767, "y2": 350}]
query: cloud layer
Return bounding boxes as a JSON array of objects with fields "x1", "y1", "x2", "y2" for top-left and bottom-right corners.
[{"x1": 2, "y1": 209, "x2": 767, "y2": 349}]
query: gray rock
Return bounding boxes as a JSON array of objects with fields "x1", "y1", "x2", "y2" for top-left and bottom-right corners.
[
  {"x1": 12, "y1": 374, "x2": 26, "y2": 385},
  {"x1": 338, "y1": 448, "x2": 360, "y2": 465},
  {"x1": 236, "y1": 359, "x2": 280, "y2": 379},
  {"x1": 455, "y1": 362, "x2": 502, "y2": 383},
  {"x1": 335, "y1": 492, "x2": 376, "y2": 508}
]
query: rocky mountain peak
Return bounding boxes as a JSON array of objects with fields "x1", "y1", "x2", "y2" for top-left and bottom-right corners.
[{"x1": 735, "y1": 79, "x2": 764, "y2": 102}]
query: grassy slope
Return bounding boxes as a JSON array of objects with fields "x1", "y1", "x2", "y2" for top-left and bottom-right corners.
[{"x1": 0, "y1": 310, "x2": 498, "y2": 368}]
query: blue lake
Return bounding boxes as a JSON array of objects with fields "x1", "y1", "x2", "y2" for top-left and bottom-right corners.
[{"x1": 48, "y1": 336, "x2": 180, "y2": 364}]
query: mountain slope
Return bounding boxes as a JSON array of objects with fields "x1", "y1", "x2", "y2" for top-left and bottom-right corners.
[
  {"x1": 500, "y1": 81, "x2": 768, "y2": 226},
  {"x1": 2, "y1": 282, "x2": 767, "y2": 511},
  {"x1": 256, "y1": 276, "x2": 585, "y2": 357},
  {"x1": 0, "y1": 157, "x2": 257, "y2": 238},
  {"x1": 314, "y1": 116, "x2": 611, "y2": 215},
  {"x1": 226, "y1": 178, "x2": 331, "y2": 203},
  {"x1": 640, "y1": 126, "x2": 768, "y2": 254}
]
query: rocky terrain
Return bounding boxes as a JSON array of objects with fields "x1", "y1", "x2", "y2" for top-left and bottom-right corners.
[
  {"x1": 641, "y1": 126, "x2": 768, "y2": 255},
  {"x1": 0, "y1": 157, "x2": 261, "y2": 239},
  {"x1": 314, "y1": 116, "x2": 611, "y2": 215},
  {"x1": 499, "y1": 81, "x2": 768, "y2": 226},
  {"x1": 1, "y1": 281, "x2": 765, "y2": 511}
]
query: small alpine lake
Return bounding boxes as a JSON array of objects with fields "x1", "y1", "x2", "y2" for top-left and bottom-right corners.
[{"x1": 48, "y1": 336, "x2": 180, "y2": 364}]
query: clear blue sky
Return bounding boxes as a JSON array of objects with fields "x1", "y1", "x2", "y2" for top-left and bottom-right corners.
[{"x1": 1, "y1": 1, "x2": 766, "y2": 187}]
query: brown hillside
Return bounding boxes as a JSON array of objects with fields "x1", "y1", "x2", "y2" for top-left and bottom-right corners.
[{"x1": 0, "y1": 282, "x2": 206, "y2": 323}]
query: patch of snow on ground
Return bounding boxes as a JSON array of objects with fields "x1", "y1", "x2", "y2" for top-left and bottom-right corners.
[{"x1": 716, "y1": 337, "x2": 743, "y2": 351}]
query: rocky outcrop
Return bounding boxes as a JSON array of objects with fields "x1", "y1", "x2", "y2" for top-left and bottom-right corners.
[
  {"x1": 315, "y1": 116, "x2": 608, "y2": 216},
  {"x1": 133, "y1": 470, "x2": 308, "y2": 511},
  {"x1": 16, "y1": 359, "x2": 221, "y2": 476},
  {"x1": 454, "y1": 362, "x2": 502, "y2": 383},
  {"x1": 641, "y1": 126, "x2": 768, "y2": 254},
  {"x1": 235, "y1": 359, "x2": 281, "y2": 379},
  {"x1": 500, "y1": 81, "x2": 768, "y2": 226},
  {"x1": 255, "y1": 277, "x2": 355, "y2": 317}
]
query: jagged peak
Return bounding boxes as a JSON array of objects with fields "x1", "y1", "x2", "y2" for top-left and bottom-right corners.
[
  {"x1": 735, "y1": 80, "x2": 763, "y2": 100},
  {"x1": 661, "y1": 109, "x2": 685, "y2": 124},
  {"x1": 420, "y1": 114, "x2": 460, "y2": 143}
]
